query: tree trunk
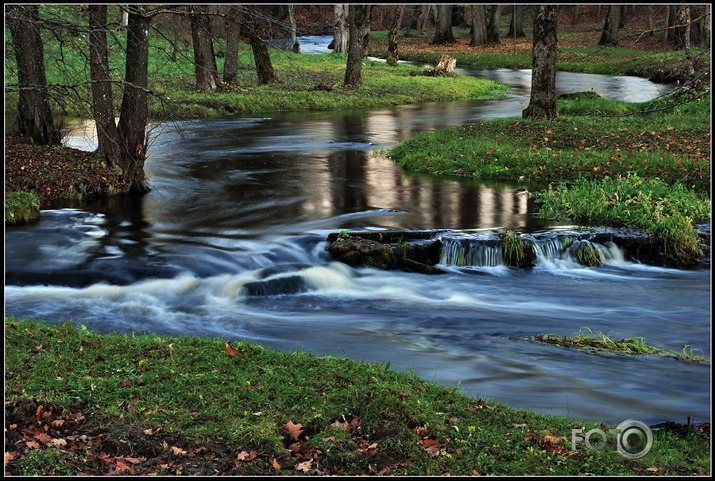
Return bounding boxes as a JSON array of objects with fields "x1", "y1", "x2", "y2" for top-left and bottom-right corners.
[
  {"x1": 469, "y1": 5, "x2": 488, "y2": 47},
  {"x1": 598, "y1": 4, "x2": 620, "y2": 45},
  {"x1": 432, "y1": 5, "x2": 455, "y2": 45},
  {"x1": 665, "y1": 5, "x2": 678, "y2": 44},
  {"x1": 6, "y1": 5, "x2": 61, "y2": 145},
  {"x1": 522, "y1": 5, "x2": 558, "y2": 120},
  {"x1": 343, "y1": 5, "x2": 371, "y2": 87},
  {"x1": 485, "y1": 5, "x2": 501, "y2": 45},
  {"x1": 386, "y1": 5, "x2": 404, "y2": 66},
  {"x1": 190, "y1": 5, "x2": 220, "y2": 91},
  {"x1": 677, "y1": 5, "x2": 695, "y2": 80},
  {"x1": 223, "y1": 6, "x2": 240, "y2": 85},
  {"x1": 88, "y1": 5, "x2": 120, "y2": 165},
  {"x1": 242, "y1": 6, "x2": 278, "y2": 85},
  {"x1": 117, "y1": 6, "x2": 150, "y2": 194},
  {"x1": 507, "y1": 5, "x2": 526, "y2": 38},
  {"x1": 571, "y1": 5, "x2": 581, "y2": 25},
  {"x1": 417, "y1": 5, "x2": 431, "y2": 35},
  {"x1": 288, "y1": 5, "x2": 300, "y2": 53},
  {"x1": 332, "y1": 5, "x2": 349, "y2": 53},
  {"x1": 672, "y1": 4, "x2": 689, "y2": 49}
]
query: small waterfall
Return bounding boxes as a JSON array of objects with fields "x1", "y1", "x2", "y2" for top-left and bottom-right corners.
[
  {"x1": 437, "y1": 233, "x2": 629, "y2": 269},
  {"x1": 439, "y1": 235, "x2": 503, "y2": 267}
]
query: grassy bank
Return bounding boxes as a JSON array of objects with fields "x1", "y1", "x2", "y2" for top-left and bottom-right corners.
[
  {"x1": 5, "y1": 318, "x2": 710, "y2": 476},
  {"x1": 389, "y1": 90, "x2": 710, "y2": 265},
  {"x1": 5, "y1": 36, "x2": 506, "y2": 121}
]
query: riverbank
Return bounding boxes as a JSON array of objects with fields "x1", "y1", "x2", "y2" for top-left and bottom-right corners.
[
  {"x1": 5, "y1": 318, "x2": 710, "y2": 476},
  {"x1": 389, "y1": 89, "x2": 711, "y2": 266}
]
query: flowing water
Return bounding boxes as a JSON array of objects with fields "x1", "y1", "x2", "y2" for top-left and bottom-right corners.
[{"x1": 5, "y1": 37, "x2": 709, "y2": 425}]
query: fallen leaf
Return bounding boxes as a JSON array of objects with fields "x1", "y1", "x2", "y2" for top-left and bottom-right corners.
[
  {"x1": 295, "y1": 460, "x2": 312, "y2": 472},
  {"x1": 143, "y1": 428, "x2": 154, "y2": 435},
  {"x1": 322, "y1": 436, "x2": 336, "y2": 442},
  {"x1": 271, "y1": 458, "x2": 282, "y2": 470},
  {"x1": 284, "y1": 421, "x2": 304, "y2": 441},
  {"x1": 50, "y1": 438, "x2": 68, "y2": 447},
  {"x1": 170, "y1": 446, "x2": 186, "y2": 456},
  {"x1": 5, "y1": 452, "x2": 15, "y2": 466},
  {"x1": 25, "y1": 441, "x2": 40, "y2": 449},
  {"x1": 236, "y1": 450, "x2": 257, "y2": 461},
  {"x1": 224, "y1": 342, "x2": 239, "y2": 357}
]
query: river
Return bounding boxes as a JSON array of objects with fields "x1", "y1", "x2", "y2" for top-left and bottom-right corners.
[{"x1": 5, "y1": 37, "x2": 709, "y2": 425}]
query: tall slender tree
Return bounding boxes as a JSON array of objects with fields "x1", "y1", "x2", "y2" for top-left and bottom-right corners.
[
  {"x1": 523, "y1": 5, "x2": 558, "y2": 120},
  {"x1": 343, "y1": 5, "x2": 371, "y2": 87},
  {"x1": 190, "y1": 5, "x2": 220, "y2": 91},
  {"x1": 223, "y1": 5, "x2": 241, "y2": 85},
  {"x1": 386, "y1": 5, "x2": 404, "y2": 66},
  {"x1": 116, "y1": 5, "x2": 151, "y2": 194},
  {"x1": 88, "y1": 5, "x2": 120, "y2": 164},
  {"x1": 6, "y1": 5, "x2": 62, "y2": 145}
]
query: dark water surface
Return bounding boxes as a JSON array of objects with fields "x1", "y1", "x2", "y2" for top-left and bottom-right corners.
[{"x1": 5, "y1": 40, "x2": 708, "y2": 425}]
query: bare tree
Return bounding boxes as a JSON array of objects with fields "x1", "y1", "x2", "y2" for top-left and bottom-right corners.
[
  {"x1": 332, "y1": 5, "x2": 349, "y2": 53},
  {"x1": 416, "y1": 4, "x2": 431, "y2": 35},
  {"x1": 242, "y1": 6, "x2": 278, "y2": 85},
  {"x1": 116, "y1": 5, "x2": 151, "y2": 194},
  {"x1": 469, "y1": 5, "x2": 488, "y2": 47},
  {"x1": 221, "y1": 6, "x2": 241, "y2": 85},
  {"x1": 486, "y1": 5, "x2": 501, "y2": 45},
  {"x1": 523, "y1": 5, "x2": 558, "y2": 120},
  {"x1": 507, "y1": 5, "x2": 526, "y2": 38},
  {"x1": 6, "y1": 5, "x2": 62, "y2": 145},
  {"x1": 344, "y1": 5, "x2": 371, "y2": 87},
  {"x1": 598, "y1": 4, "x2": 621, "y2": 46},
  {"x1": 190, "y1": 5, "x2": 220, "y2": 91},
  {"x1": 88, "y1": 5, "x2": 120, "y2": 164},
  {"x1": 432, "y1": 5, "x2": 456, "y2": 45},
  {"x1": 386, "y1": 5, "x2": 404, "y2": 66},
  {"x1": 288, "y1": 5, "x2": 300, "y2": 53}
]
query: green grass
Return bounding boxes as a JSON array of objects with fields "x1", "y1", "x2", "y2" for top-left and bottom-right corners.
[
  {"x1": 534, "y1": 328, "x2": 710, "y2": 363},
  {"x1": 5, "y1": 21, "x2": 507, "y2": 121},
  {"x1": 5, "y1": 317, "x2": 710, "y2": 476},
  {"x1": 4, "y1": 191, "x2": 40, "y2": 224},
  {"x1": 388, "y1": 91, "x2": 710, "y2": 266}
]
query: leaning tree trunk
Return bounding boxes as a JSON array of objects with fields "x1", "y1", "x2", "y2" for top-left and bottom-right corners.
[
  {"x1": 248, "y1": 32, "x2": 278, "y2": 85},
  {"x1": 88, "y1": 5, "x2": 120, "y2": 165},
  {"x1": 190, "y1": 5, "x2": 220, "y2": 91},
  {"x1": 117, "y1": 6, "x2": 151, "y2": 194},
  {"x1": 522, "y1": 5, "x2": 558, "y2": 120},
  {"x1": 343, "y1": 5, "x2": 371, "y2": 87},
  {"x1": 6, "y1": 5, "x2": 61, "y2": 145},
  {"x1": 386, "y1": 5, "x2": 404, "y2": 66}
]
